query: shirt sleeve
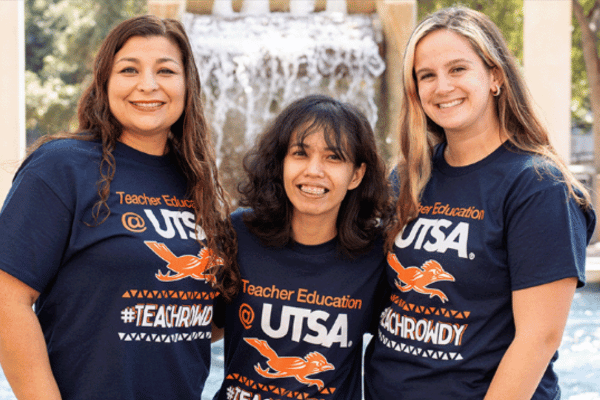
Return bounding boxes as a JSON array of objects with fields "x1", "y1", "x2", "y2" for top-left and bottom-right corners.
[
  {"x1": 505, "y1": 180, "x2": 595, "y2": 290},
  {"x1": 0, "y1": 168, "x2": 73, "y2": 293}
]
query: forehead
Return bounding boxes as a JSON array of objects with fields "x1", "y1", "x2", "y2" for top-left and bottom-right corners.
[
  {"x1": 288, "y1": 122, "x2": 347, "y2": 148},
  {"x1": 114, "y1": 35, "x2": 183, "y2": 64},
  {"x1": 289, "y1": 126, "x2": 326, "y2": 146},
  {"x1": 414, "y1": 29, "x2": 480, "y2": 68},
  {"x1": 288, "y1": 123, "x2": 355, "y2": 160}
]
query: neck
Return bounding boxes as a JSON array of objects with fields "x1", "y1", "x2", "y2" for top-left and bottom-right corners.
[
  {"x1": 444, "y1": 126, "x2": 507, "y2": 167},
  {"x1": 118, "y1": 133, "x2": 169, "y2": 156},
  {"x1": 291, "y1": 216, "x2": 337, "y2": 246}
]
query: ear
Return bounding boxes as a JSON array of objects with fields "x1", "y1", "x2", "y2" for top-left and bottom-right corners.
[
  {"x1": 490, "y1": 66, "x2": 504, "y2": 93},
  {"x1": 348, "y1": 163, "x2": 367, "y2": 191}
]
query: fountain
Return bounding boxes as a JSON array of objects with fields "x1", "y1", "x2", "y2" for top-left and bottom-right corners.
[
  {"x1": 211, "y1": 0, "x2": 234, "y2": 16},
  {"x1": 240, "y1": 0, "x2": 270, "y2": 14},
  {"x1": 181, "y1": 1, "x2": 386, "y2": 203},
  {"x1": 289, "y1": 0, "x2": 315, "y2": 15}
]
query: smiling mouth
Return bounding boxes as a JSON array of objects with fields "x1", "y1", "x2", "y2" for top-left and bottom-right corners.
[
  {"x1": 438, "y1": 99, "x2": 464, "y2": 109},
  {"x1": 130, "y1": 101, "x2": 165, "y2": 109},
  {"x1": 299, "y1": 185, "x2": 328, "y2": 196}
]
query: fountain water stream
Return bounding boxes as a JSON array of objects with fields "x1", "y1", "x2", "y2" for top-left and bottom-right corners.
[{"x1": 182, "y1": 11, "x2": 385, "y2": 201}]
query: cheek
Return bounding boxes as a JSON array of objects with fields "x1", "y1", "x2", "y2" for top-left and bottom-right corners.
[
  {"x1": 341, "y1": 169, "x2": 358, "y2": 191},
  {"x1": 106, "y1": 84, "x2": 118, "y2": 113},
  {"x1": 472, "y1": 70, "x2": 492, "y2": 92},
  {"x1": 107, "y1": 80, "x2": 114, "y2": 101},
  {"x1": 282, "y1": 159, "x2": 292, "y2": 187},
  {"x1": 416, "y1": 83, "x2": 432, "y2": 104},
  {"x1": 107, "y1": 79, "x2": 126, "y2": 107},
  {"x1": 173, "y1": 78, "x2": 186, "y2": 104},
  {"x1": 174, "y1": 92, "x2": 185, "y2": 116},
  {"x1": 282, "y1": 158, "x2": 303, "y2": 196}
]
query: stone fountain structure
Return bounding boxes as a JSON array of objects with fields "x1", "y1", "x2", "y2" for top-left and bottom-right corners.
[
  {"x1": 165, "y1": 0, "x2": 401, "y2": 203},
  {"x1": 183, "y1": 13, "x2": 385, "y2": 201}
]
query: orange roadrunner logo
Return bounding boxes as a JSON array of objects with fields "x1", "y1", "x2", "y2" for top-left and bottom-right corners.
[
  {"x1": 387, "y1": 252, "x2": 455, "y2": 303},
  {"x1": 145, "y1": 241, "x2": 222, "y2": 283},
  {"x1": 244, "y1": 338, "x2": 334, "y2": 390}
]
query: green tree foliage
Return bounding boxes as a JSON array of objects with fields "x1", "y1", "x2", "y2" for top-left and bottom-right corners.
[
  {"x1": 417, "y1": 0, "x2": 523, "y2": 62},
  {"x1": 25, "y1": 0, "x2": 145, "y2": 144},
  {"x1": 572, "y1": 0, "x2": 595, "y2": 131},
  {"x1": 572, "y1": 0, "x2": 600, "y2": 171}
]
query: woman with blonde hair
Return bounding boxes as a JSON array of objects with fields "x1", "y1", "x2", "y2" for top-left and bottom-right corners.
[
  {"x1": 364, "y1": 6, "x2": 595, "y2": 399},
  {"x1": 0, "y1": 15, "x2": 238, "y2": 399}
]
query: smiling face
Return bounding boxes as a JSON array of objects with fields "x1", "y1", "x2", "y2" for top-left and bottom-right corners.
[
  {"x1": 283, "y1": 128, "x2": 366, "y2": 235},
  {"x1": 108, "y1": 35, "x2": 186, "y2": 154},
  {"x1": 414, "y1": 29, "x2": 500, "y2": 139}
]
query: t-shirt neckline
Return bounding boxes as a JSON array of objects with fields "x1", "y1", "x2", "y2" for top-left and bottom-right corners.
[
  {"x1": 113, "y1": 141, "x2": 176, "y2": 168},
  {"x1": 435, "y1": 141, "x2": 510, "y2": 177},
  {"x1": 288, "y1": 237, "x2": 338, "y2": 255}
]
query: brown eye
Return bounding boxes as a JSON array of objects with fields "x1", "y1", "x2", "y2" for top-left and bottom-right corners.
[{"x1": 120, "y1": 67, "x2": 137, "y2": 74}]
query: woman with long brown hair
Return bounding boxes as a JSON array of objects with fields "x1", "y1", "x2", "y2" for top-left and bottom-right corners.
[
  {"x1": 364, "y1": 7, "x2": 595, "y2": 399},
  {"x1": 0, "y1": 15, "x2": 238, "y2": 399}
]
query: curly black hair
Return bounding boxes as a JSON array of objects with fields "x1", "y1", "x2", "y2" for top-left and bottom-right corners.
[{"x1": 239, "y1": 94, "x2": 390, "y2": 257}]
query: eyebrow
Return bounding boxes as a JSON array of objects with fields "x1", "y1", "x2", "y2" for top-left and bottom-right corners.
[
  {"x1": 289, "y1": 141, "x2": 342, "y2": 154},
  {"x1": 114, "y1": 57, "x2": 181, "y2": 65},
  {"x1": 415, "y1": 58, "x2": 474, "y2": 75}
]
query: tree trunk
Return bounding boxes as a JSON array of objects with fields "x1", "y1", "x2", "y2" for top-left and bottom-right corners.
[{"x1": 573, "y1": 0, "x2": 600, "y2": 172}]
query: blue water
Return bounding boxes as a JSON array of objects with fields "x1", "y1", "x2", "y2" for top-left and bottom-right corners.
[
  {"x1": 1, "y1": 284, "x2": 599, "y2": 399},
  {"x1": 553, "y1": 283, "x2": 600, "y2": 399}
]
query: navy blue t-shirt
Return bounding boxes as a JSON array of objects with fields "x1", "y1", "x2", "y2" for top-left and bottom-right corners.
[
  {"x1": 213, "y1": 209, "x2": 387, "y2": 400},
  {"x1": 364, "y1": 143, "x2": 596, "y2": 399},
  {"x1": 0, "y1": 139, "x2": 215, "y2": 399}
]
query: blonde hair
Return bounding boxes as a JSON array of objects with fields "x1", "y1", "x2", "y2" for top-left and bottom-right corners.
[{"x1": 387, "y1": 6, "x2": 591, "y2": 251}]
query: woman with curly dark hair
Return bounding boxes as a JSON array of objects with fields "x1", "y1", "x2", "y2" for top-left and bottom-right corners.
[
  {"x1": 0, "y1": 15, "x2": 238, "y2": 399},
  {"x1": 212, "y1": 94, "x2": 390, "y2": 400}
]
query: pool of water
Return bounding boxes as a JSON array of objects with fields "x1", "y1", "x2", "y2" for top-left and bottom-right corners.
[
  {"x1": 553, "y1": 282, "x2": 600, "y2": 400},
  {"x1": 1, "y1": 284, "x2": 599, "y2": 399}
]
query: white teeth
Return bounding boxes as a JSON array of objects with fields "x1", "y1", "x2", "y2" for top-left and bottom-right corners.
[
  {"x1": 300, "y1": 185, "x2": 326, "y2": 195},
  {"x1": 439, "y1": 99, "x2": 463, "y2": 109},
  {"x1": 132, "y1": 102, "x2": 163, "y2": 108}
]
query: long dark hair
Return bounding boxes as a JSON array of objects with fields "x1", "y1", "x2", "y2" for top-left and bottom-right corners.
[
  {"x1": 239, "y1": 94, "x2": 390, "y2": 256},
  {"x1": 29, "y1": 15, "x2": 239, "y2": 300}
]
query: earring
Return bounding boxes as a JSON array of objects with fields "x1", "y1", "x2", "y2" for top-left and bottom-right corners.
[{"x1": 493, "y1": 85, "x2": 502, "y2": 97}]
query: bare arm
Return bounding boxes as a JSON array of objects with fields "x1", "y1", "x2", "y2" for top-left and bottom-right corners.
[
  {"x1": 0, "y1": 269, "x2": 62, "y2": 400},
  {"x1": 484, "y1": 277, "x2": 576, "y2": 400}
]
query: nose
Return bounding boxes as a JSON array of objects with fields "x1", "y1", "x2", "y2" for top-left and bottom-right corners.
[
  {"x1": 436, "y1": 74, "x2": 454, "y2": 93},
  {"x1": 137, "y1": 71, "x2": 159, "y2": 92},
  {"x1": 305, "y1": 155, "x2": 325, "y2": 177}
]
